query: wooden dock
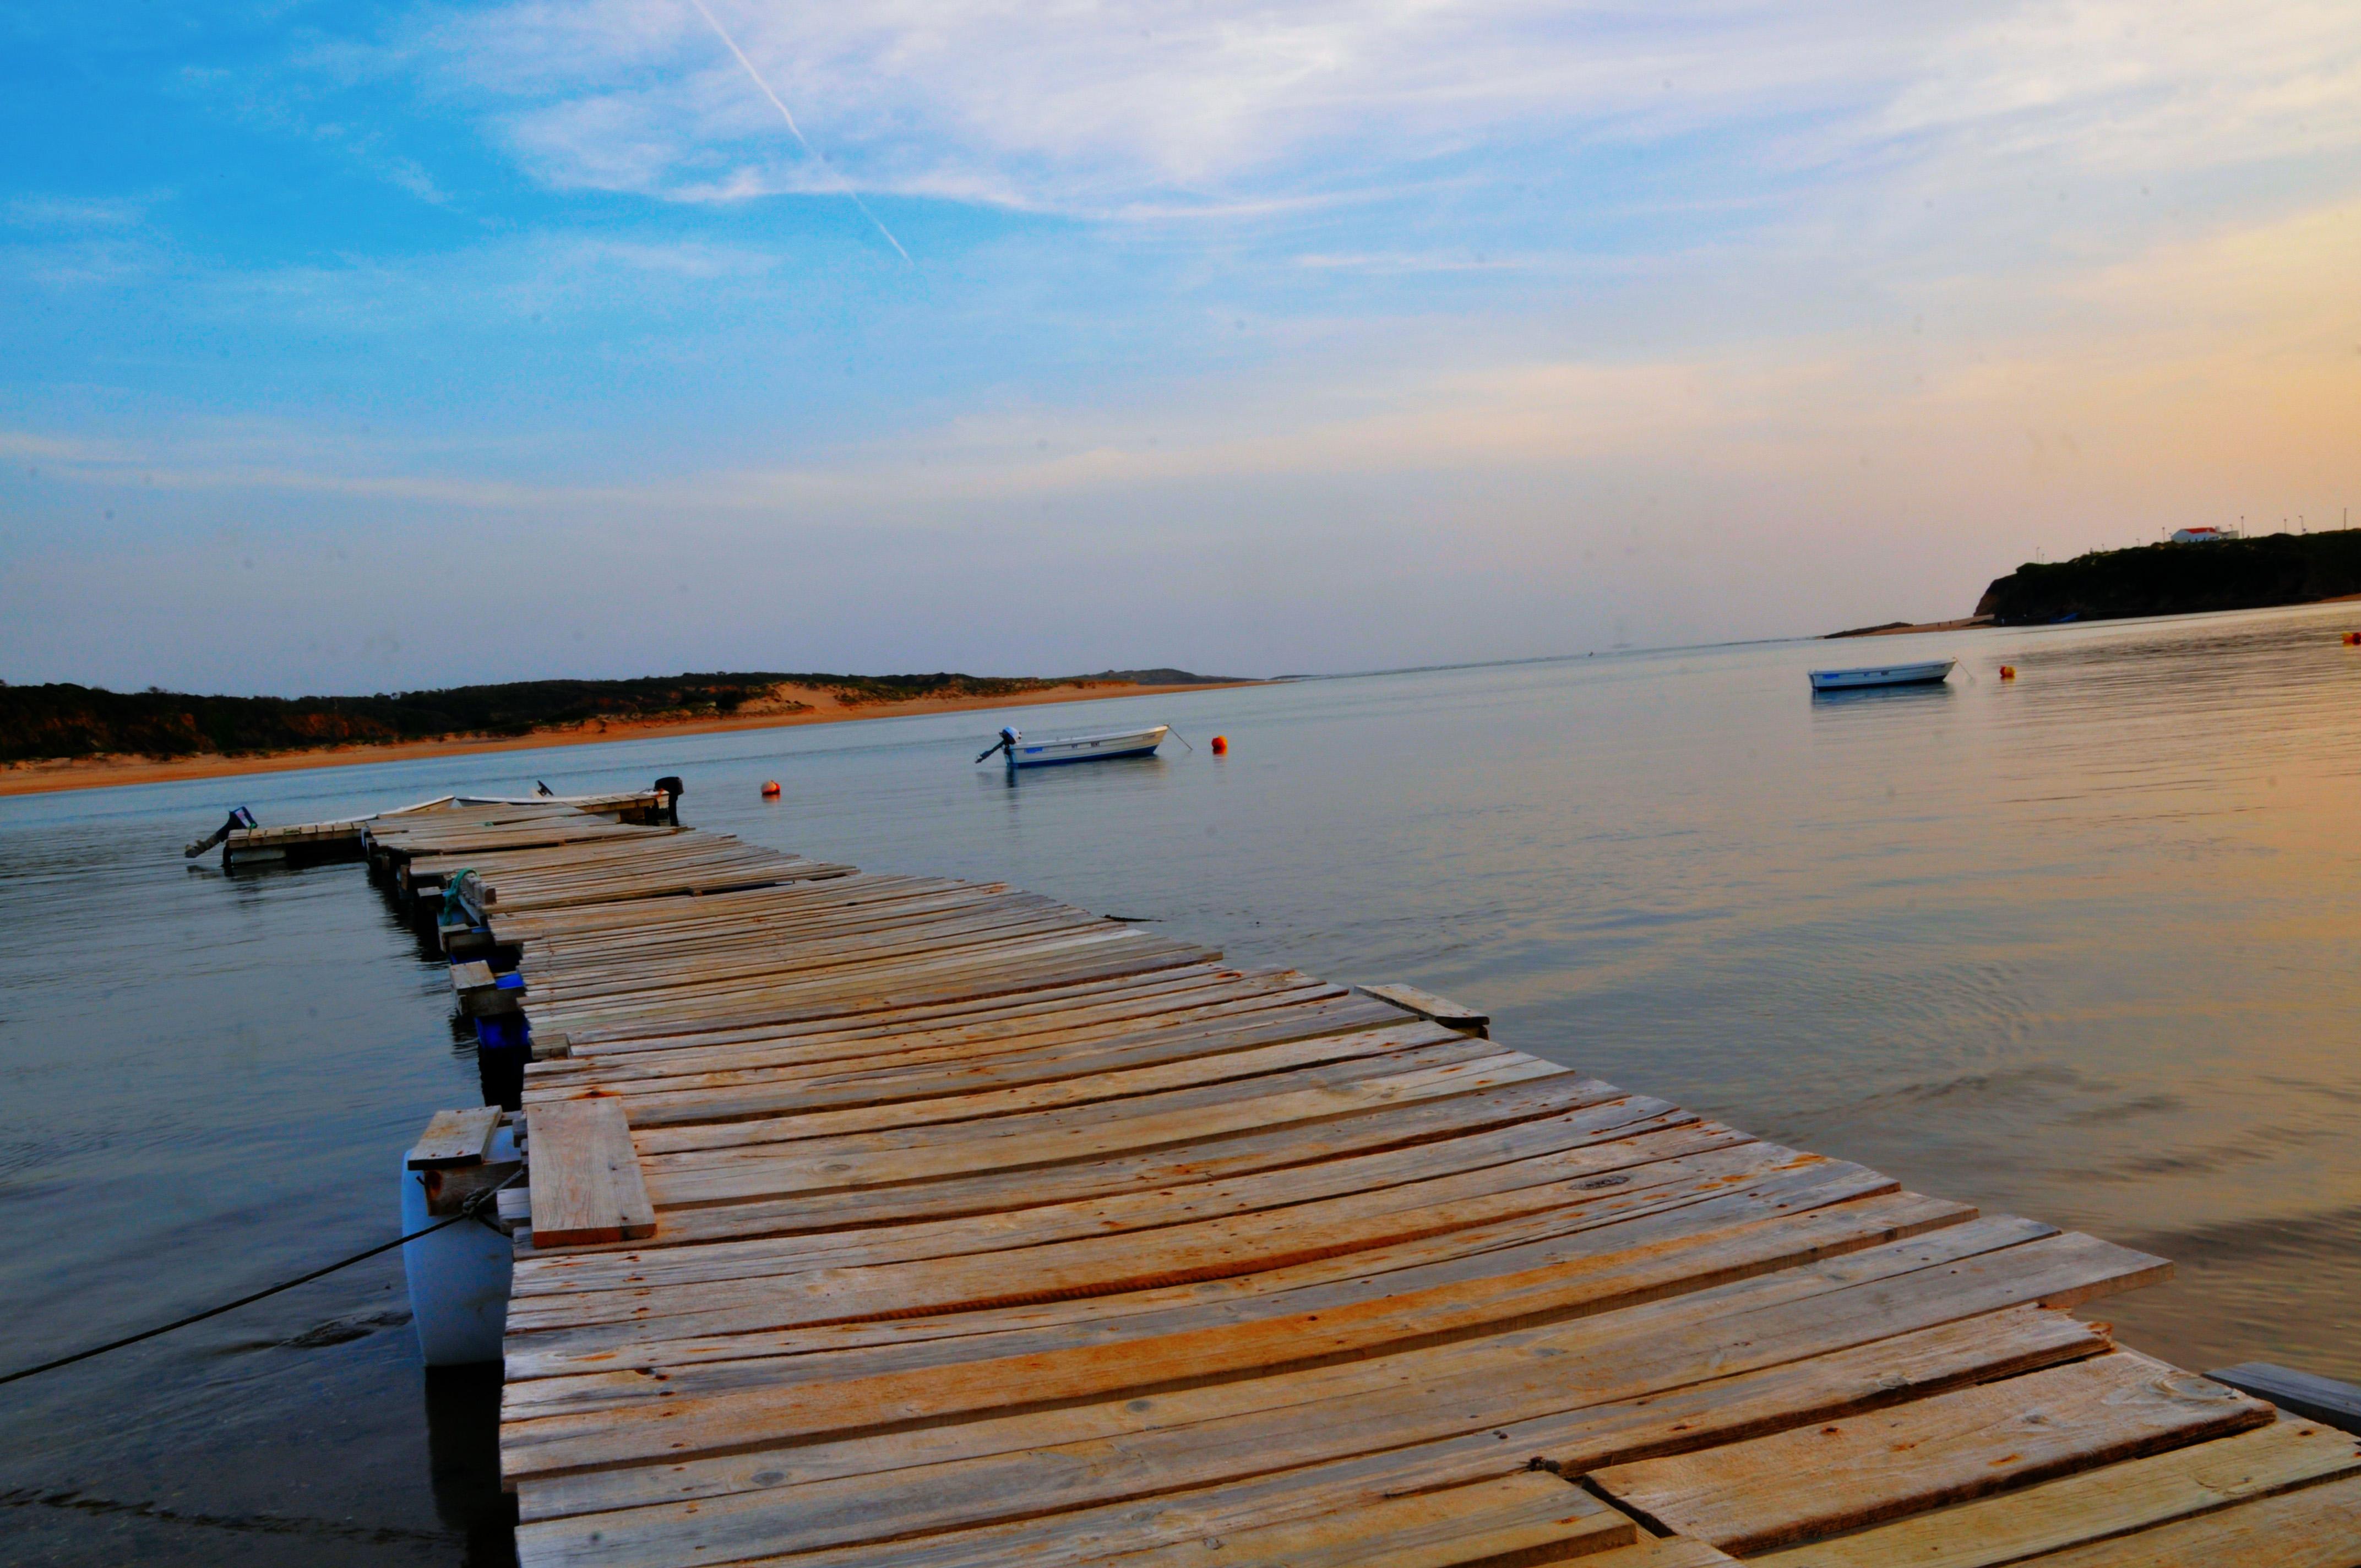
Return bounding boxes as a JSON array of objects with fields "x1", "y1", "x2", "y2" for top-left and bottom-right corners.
[{"x1": 341, "y1": 798, "x2": 2361, "y2": 1566}]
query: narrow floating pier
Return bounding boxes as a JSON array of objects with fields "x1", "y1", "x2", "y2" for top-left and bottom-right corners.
[{"x1": 310, "y1": 796, "x2": 2361, "y2": 1564}]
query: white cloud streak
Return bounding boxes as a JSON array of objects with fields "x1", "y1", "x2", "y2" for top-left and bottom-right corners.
[
  {"x1": 419, "y1": 0, "x2": 2361, "y2": 217},
  {"x1": 678, "y1": 0, "x2": 911, "y2": 260}
]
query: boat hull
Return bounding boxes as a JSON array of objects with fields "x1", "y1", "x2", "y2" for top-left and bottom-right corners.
[
  {"x1": 1007, "y1": 726, "x2": 1170, "y2": 767},
  {"x1": 1808, "y1": 658, "x2": 1957, "y2": 691}
]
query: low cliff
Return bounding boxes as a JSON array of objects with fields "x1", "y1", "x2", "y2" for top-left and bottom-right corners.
[{"x1": 1976, "y1": 529, "x2": 2361, "y2": 626}]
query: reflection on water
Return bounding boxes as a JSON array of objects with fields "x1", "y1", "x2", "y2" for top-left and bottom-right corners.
[{"x1": 2, "y1": 600, "x2": 2357, "y2": 1563}]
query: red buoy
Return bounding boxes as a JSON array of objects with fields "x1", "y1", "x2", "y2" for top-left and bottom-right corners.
[
  {"x1": 760, "y1": 780, "x2": 781, "y2": 798},
  {"x1": 1998, "y1": 665, "x2": 2016, "y2": 680},
  {"x1": 1210, "y1": 736, "x2": 1228, "y2": 754}
]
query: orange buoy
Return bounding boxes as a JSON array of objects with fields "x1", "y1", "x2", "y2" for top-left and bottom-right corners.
[
  {"x1": 760, "y1": 780, "x2": 781, "y2": 798},
  {"x1": 2344, "y1": 631, "x2": 2360, "y2": 646},
  {"x1": 1998, "y1": 665, "x2": 2016, "y2": 680},
  {"x1": 1209, "y1": 735, "x2": 1228, "y2": 755}
]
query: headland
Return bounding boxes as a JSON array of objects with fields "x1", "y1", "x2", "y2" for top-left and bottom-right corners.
[
  {"x1": 1827, "y1": 526, "x2": 2361, "y2": 636},
  {"x1": 1976, "y1": 527, "x2": 2361, "y2": 625}
]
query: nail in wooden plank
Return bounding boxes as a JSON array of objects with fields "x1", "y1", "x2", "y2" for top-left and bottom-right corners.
[
  {"x1": 407, "y1": 1106, "x2": 502, "y2": 1170},
  {"x1": 528, "y1": 1098, "x2": 656, "y2": 1248}
]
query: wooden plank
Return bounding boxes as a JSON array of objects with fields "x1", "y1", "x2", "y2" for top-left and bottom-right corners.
[
  {"x1": 505, "y1": 1219, "x2": 2144, "y2": 1520},
  {"x1": 498, "y1": 1141, "x2": 1857, "y2": 1396},
  {"x1": 407, "y1": 1106, "x2": 501, "y2": 1170},
  {"x1": 504, "y1": 1098, "x2": 1709, "y2": 1302},
  {"x1": 1587, "y1": 1351, "x2": 2272, "y2": 1553},
  {"x1": 1362, "y1": 982, "x2": 1491, "y2": 1032},
  {"x1": 1093, "y1": 1471, "x2": 1633, "y2": 1567},
  {"x1": 497, "y1": 1184, "x2": 1959, "y2": 1450},
  {"x1": 508, "y1": 1292, "x2": 2116, "y2": 1549},
  {"x1": 594, "y1": 1074, "x2": 1630, "y2": 1251},
  {"x1": 2001, "y1": 1468, "x2": 2361, "y2": 1566},
  {"x1": 527, "y1": 1098, "x2": 656, "y2": 1248},
  {"x1": 2210, "y1": 1364, "x2": 2361, "y2": 1435},
  {"x1": 503, "y1": 1134, "x2": 1810, "y2": 1352},
  {"x1": 450, "y1": 960, "x2": 498, "y2": 994},
  {"x1": 1575, "y1": 1544, "x2": 1736, "y2": 1568},
  {"x1": 616, "y1": 1015, "x2": 1441, "y2": 1152},
  {"x1": 1749, "y1": 1413, "x2": 2361, "y2": 1567}
]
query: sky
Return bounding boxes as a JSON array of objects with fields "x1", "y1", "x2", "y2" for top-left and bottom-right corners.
[{"x1": 3, "y1": 1, "x2": 2358, "y2": 694}]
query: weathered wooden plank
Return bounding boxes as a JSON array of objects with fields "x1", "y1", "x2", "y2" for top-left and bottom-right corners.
[
  {"x1": 1362, "y1": 982, "x2": 1491, "y2": 1032},
  {"x1": 504, "y1": 1135, "x2": 1811, "y2": 1351},
  {"x1": 505, "y1": 1099, "x2": 1709, "y2": 1302},
  {"x1": 1093, "y1": 1471, "x2": 1632, "y2": 1567},
  {"x1": 637, "y1": 1047, "x2": 1565, "y2": 1212},
  {"x1": 1574, "y1": 1543, "x2": 1736, "y2": 1568},
  {"x1": 510, "y1": 1292, "x2": 2116, "y2": 1549},
  {"x1": 1749, "y1": 1413, "x2": 2361, "y2": 1567},
  {"x1": 1588, "y1": 1351, "x2": 2271, "y2": 1553},
  {"x1": 499, "y1": 1139, "x2": 1832, "y2": 1397},
  {"x1": 527, "y1": 1098, "x2": 656, "y2": 1248},
  {"x1": 2210, "y1": 1363, "x2": 2361, "y2": 1435},
  {"x1": 615, "y1": 1015, "x2": 1441, "y2": 1152},
  {"x1": 407, "y1": 1106, "x2": 501, "y2": 1170},
  {"x1": 505, "y1": 1219, "x2": 2142, "y2": 1519},
  {"x1": 497, "y1": 1183, "x2": 1955, "y2": 1450},
  {"x1": 593, "y1": 1074, "x2": 1629, "y2": 1250},
  {"x1": 2000, "y1": 1468, "x2": 2361, "y2": 1565},
  {"x1": 551, "y1": 993, "x2": 1401, "y2": 1130}
]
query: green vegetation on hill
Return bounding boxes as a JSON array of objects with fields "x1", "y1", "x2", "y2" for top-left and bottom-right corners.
[
  {"x1": 0, "y1": 671, "x2": 1062, "y2": 764},
  {"x1": 1976, "y1": 528, "x2": 2361, "y2": 626}
]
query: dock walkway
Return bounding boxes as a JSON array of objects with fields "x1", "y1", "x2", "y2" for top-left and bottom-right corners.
[{"x1": 348, "y1": 801, "x2": 2361, "y2": 1566}]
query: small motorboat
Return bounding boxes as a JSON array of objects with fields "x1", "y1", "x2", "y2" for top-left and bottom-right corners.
[
  {"x1": 1808, "y1": 657, "x2": 1956, "y2": 692},
  {"x1": 976, "y1": 724, "x2": 1169, "y2": 767}
]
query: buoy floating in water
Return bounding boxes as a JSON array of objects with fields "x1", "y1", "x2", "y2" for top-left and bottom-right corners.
[
  {"x1": 1210, "y1": 736, "x2": 1228, "y2": 755},
  {"x1": 1998, "y1": 665, "x2": 2016, "y2": 680},
  {"x1": 760, "y1": 780, "x2": 781, "y2": 798}
]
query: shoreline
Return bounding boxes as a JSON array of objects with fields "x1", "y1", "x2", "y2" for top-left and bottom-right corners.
[{"x1": 0, "y1": 680, "x2": 1256, "y2": 799}]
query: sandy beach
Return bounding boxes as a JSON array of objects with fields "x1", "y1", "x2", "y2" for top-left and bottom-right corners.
[{"x1": 0, "y1": 679, "x2": 1254, "y2": 798}]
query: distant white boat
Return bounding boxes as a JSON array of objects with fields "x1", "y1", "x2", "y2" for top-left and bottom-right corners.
[
  {"x1": 980, "y1": 725, "x2": 1169, "y2": 767},
  {"x1": 1809, "y1": 658, "x2": 1956, "y2": 692}
]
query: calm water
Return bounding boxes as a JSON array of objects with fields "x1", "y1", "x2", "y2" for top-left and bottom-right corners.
[{"x1": 3, "y1": 602, "x2": 2358, "y2": 1564}]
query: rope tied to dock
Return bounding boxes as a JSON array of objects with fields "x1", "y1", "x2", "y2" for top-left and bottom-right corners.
[{"x1": 0, "y1": 1170, "x2": 519, "y2": 1389}]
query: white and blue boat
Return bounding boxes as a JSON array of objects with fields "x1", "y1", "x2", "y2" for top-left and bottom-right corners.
[
  {"x1": 978, "y1": 724, "x2": 1169, "y2": 768},
  {"x1": 1808, "y1": 657, "x2": 1956, "y2": 692}
]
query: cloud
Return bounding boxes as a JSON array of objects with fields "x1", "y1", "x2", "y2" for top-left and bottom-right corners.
[
  {"x1": 411, "y1": 0, "x2": 2361, "y2": 220},
  {"x1": 5, "y1": 194, "x2": 155, "y2": 230}
]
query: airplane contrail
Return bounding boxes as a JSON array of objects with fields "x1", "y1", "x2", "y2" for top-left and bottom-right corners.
[{"x1": 683, "y1": 0, "x2": 912, "y2": 264}]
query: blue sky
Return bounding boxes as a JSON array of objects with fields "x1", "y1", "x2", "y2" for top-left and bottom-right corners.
[{"x1": 4, "y1": 1, "x2": 2358, "y2": 693}]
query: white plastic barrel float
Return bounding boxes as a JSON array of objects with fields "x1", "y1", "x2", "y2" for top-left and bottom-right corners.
[{"x1": 400, "y1": 1121, "x2": 518, "y2": 1365}]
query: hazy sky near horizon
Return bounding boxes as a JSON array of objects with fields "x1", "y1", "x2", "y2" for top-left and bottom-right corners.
[{"x1": 4, "y1": 2, "x2": 2359, "y2": 693}]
